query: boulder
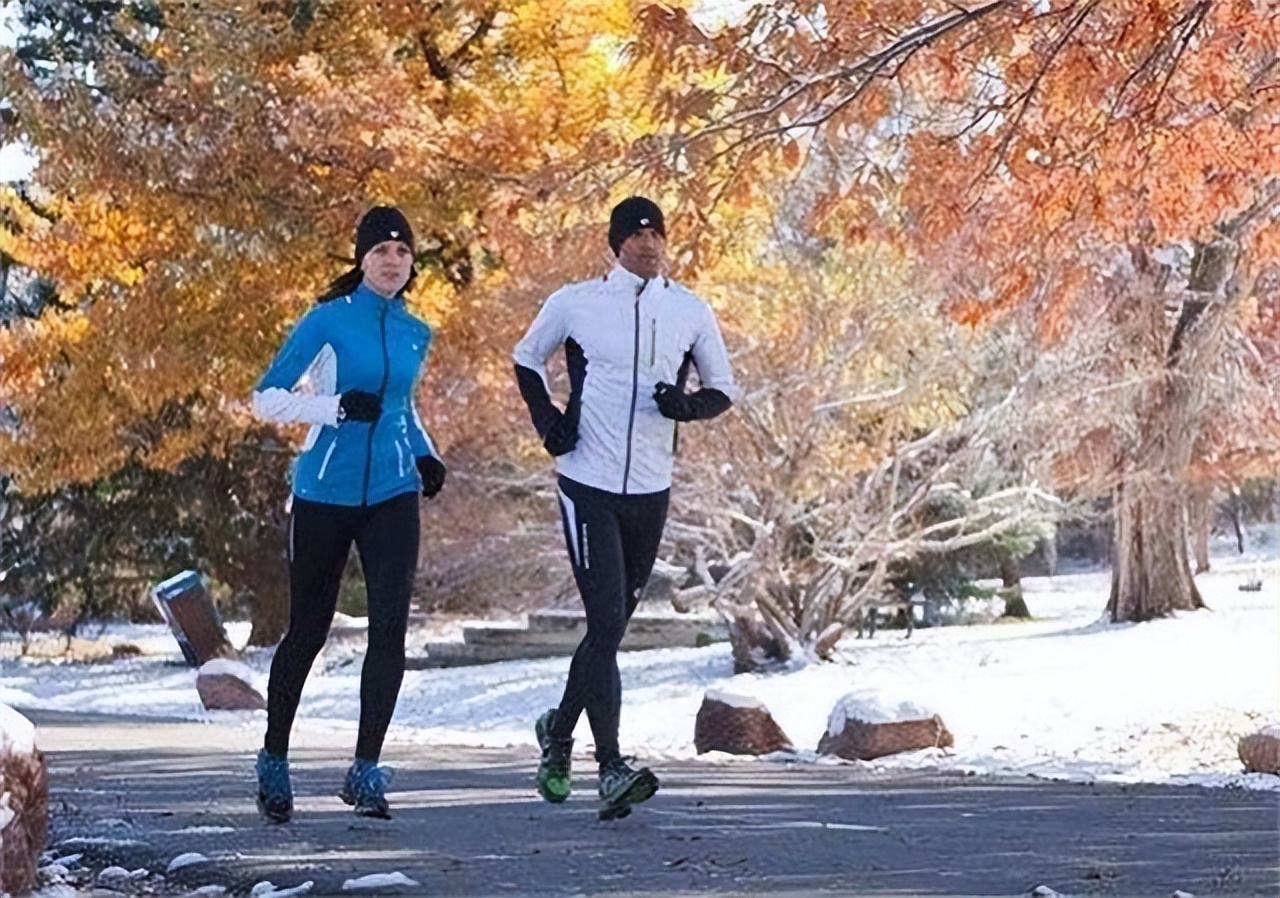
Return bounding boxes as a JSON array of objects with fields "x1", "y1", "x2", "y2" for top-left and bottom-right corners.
[
  {"x1": 196, "y1": 659, "x2": 266, "y2": 712},
  {"x1": 818, "y1": 695, "x2": 953, "y2": 761},
  {"x1": 1237, "y1": 725, "x2": 1279, "y2": 776},
  {"x1": 1, "y1": 704, "x2": 47, "y2": 896},
  {"x1": 694, "y1": 690, "x2": 793, "y2": 756}
]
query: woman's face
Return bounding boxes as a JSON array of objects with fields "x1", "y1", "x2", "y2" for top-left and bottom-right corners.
[{"x1": 362, "y1": 240, "x2": 414, "y2": 297}]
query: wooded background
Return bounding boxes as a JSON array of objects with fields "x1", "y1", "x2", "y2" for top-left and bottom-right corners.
[{"x1": 0, "y1": 0, "x2": 1275, "y2": 663}]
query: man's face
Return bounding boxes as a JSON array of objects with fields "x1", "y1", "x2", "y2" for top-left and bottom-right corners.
[
  {"x1": 362, "y1": 240, "x2": 414, "y2": 297},
  {"x1": 617, "y1": 228, "x2": 665, "y2": 280}
]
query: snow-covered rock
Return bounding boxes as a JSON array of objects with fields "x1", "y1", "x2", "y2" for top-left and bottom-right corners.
[
  {"x1": 1, "y1": 703, "x2": 46, "y2": 897},
  {"x1": 818, "y1": 694, "x2": 953, "y2": 762},
  {"x1": 196, "y1": 660, "x2": 266, "y2": 711},
  {"x1": 1237, "y1": 725, "x2": 1279, "y2": 775},
  {"x1": 694, "y1": 690, "x2": 793, "y2": 756}
]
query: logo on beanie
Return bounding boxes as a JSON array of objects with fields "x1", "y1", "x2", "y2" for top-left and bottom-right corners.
[
  {"x1": 640, "y1": 218, "x2": 650, "y2": 227},
  {"x1": 390, "y1": 231, "x2": 400, "y2": 238}
]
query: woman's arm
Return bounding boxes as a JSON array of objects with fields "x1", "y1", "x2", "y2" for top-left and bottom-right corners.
[{"x1": 252, "y1": 309, "x2": 343, "y2": 426}]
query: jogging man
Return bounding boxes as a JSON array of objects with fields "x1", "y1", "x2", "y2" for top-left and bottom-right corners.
[{"x1": 512, "y1": 196, "x2": 739, "y2": 819}]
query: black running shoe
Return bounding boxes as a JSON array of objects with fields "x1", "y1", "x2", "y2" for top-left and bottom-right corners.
[{"x1": 597, "y1": 756, "x2": 659, "y2": 820}]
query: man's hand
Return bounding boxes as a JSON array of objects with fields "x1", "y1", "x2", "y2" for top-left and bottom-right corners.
[
  {"x1": 543, "y1": 412, "x2": 579, "y2": 457},
  {"x1": 339, "y1": 390, "x2": 382, "y2": 423},
  {"x1": 416, "y1": 455, "x2": 447, "y2": 498},
  {"x1": 653, "y1": 382, "x2": 697, "y2": 422}
]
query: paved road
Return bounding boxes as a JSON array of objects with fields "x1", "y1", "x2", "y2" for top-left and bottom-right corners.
[{"x1": 28, "y1": 709, "x2": 1280, "y2": 897}]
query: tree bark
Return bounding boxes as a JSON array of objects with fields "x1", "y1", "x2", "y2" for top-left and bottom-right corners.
[
  {"x1": 998, "y1": 551, "x2": 1030, "y2": 618},
  {"x1": 1108, "y1": 229, "x2": 1241, "y2": 622},
  {"x1": 1189, "y1": 486, "x2": 1212, "y2": 574},
  {"x1": 1109, "y1": 481, "x2": 1205, "y2": 621},
  {"x1": 248, "y1": 588, "x2": 290, "y2": 648}
]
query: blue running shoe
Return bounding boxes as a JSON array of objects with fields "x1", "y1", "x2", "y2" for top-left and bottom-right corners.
[
  {"x1": 255, "y1": 749, "x2": 292, "y2": 824},
  {"x1": 338, "y1": 758, "x2": 394, "y2": 819}
]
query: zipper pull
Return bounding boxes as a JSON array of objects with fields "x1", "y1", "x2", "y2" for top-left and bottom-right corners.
[{"x1": 649, "y1": 318, "x2": 656, "y2": 367}]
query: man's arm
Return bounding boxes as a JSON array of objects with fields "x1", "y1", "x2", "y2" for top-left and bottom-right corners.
[
  {"x1": 513, "y1": 291, "x2": 578, "y2": 455},
  {"x1": 654, "y1": 301, "x2": 739, "y2": 422}
]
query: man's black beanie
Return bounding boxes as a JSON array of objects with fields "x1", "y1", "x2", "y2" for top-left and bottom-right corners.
[
  {"x1": 355, "y1": 206, "x2": 415, "y2": 266},
  {"x1": 608, "y1": 196, "x2": 665, "y2": 256}
]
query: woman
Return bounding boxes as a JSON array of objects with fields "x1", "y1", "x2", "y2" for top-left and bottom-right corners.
[{"x1": 250, "y1": 206, "x2": 446, "y2": 822}]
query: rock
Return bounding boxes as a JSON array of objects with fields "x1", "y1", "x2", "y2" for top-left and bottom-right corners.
[
  {"x1": 817, "y1": 695, "x2": 954, "y2": 761},
  {"x1": 1237, "y1": 725, "x2": 1279, "y2": 775},
  {"x1": 1, "y1": 704, "x2": 47, "y2": 897},
  {"x1": 196, "y1": 660, "x2": 266, "y2": 712},
  {"x1": 694, "y1": 691, "x2": 793, "y2": 756}
]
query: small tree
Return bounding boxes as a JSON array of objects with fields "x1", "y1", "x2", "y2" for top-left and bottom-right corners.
[{"x1": 666, "y1": 247, "x2": 1060, "y2": 666}]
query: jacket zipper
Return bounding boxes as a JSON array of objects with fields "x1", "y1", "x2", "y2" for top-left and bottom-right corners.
[
  {"x1": 621, "y1": 282, "x2": 645, "y2": 494},
  {"x1": 362, "y1": 302, "x2": 390, "y2": 506},
  {"x1": 649, "y1": 318, "x2": 656, "y2": 368}
]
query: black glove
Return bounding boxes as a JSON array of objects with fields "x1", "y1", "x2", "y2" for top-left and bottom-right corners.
[
  {"x1": 653, "y1": 382, "x2": 697, "y2": 421},
  {"x1": 542, "y1": 411, "x2": 579, "y2": 457},
  {"x1": 416, "y1": 454, "x2": 446, "y2": 498},
  {"x1": 515, "y1": 364, "x2": 580, "y2": 458},
  {"x1": 654, "y1": 382, "x2": 732, "y2": 422},
  {"x1": 339, "y1": 390, "x2": 381, "y2": 423}
]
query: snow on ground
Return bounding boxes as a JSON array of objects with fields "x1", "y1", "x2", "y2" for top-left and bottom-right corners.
[{"x1": 1, "y1": 540, "x2": 1276, "y2": 790}]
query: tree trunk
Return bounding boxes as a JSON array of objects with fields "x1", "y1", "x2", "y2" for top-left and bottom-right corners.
[
  {"x1": 1041, "y1": 534, "x2": 1058, "y2": 577},
  {"x1": 247, "y1": 589, "x2": 289, "y2": 648},
  {"x1": 997, "y1": 551, "x2": 1030, "y2": 618},
  {"x1": 1109, "y1": 481, "x2": 1205, "y2": 621},
  {"x1": 1107, "y1": 216, "x2": 1254, "y2": 622},
  {"x1": 1189, "y1": 486, "x2": 1212, "y2": 574}
]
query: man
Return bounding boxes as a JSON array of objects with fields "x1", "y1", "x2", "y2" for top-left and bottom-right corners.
[{"x1": 512, "y1": 196, "x2": 739, "y2": 820}]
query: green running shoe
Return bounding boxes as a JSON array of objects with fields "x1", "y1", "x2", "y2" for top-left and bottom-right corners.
[{"x1": 535, "y1": 708, "x2": 572, "y2": 803}]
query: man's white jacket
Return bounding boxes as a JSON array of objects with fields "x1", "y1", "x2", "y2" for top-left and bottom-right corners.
[{"x1": 513, "y1": 265, "x2": 739, "y2": 495}]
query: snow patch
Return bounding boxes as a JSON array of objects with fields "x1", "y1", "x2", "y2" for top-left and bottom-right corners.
[
  {"x1": 198, "y1": 658, "x2": 258, "y2": 682},
  {"x1": 250, "y1": 881, "x2": 313, "y2": 898},
  {"x1": 166, "y1": 852, "x2": 208, "y2": 873},
  {"x1": 170, "y1": 825, "x2": 236, "y2": 835},
  {"x1": 826, "y1": 695, "x2": 933, "y2": 733},
  {"x1": 3, "y1": 559, "x2": 1276, "y2": 789},
  {"x1": 342, "y1": 872, "x2": 420, "y2": 891},
  {"x1": 704, "y1": 689, "x2": 766, "y2": 710},
  {"x1": 1, "y1": 702, "x2": 35, "y2": 755}
]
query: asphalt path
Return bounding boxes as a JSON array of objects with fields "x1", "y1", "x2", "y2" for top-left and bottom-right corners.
[{"x1": 26, "y1": 709, "x2": 1280, "y2": 897}]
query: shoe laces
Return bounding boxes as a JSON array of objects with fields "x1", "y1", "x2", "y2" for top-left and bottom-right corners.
[
  {"x1": 348, "y1": 759, "x2": 393, "y2": 801},
  {"x1": 600, "y1": 756, "x2": 638, "y2": 779}
]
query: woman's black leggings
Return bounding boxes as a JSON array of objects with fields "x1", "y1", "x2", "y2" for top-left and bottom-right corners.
[
  {"x1": 264, "y1": 492, "x2": 419, "y2": 762},
  {"x1": 547, "y1": 476, "x2": 669, "y2": 764}
]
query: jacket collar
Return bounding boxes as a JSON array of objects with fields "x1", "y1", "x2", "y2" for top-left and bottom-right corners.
[
  {"x1": 349, "y1": 281, "x2": 403, "y2": 307},
  {"x1": 605, "y1": 263, "x2": 665, "y2": 296}
]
